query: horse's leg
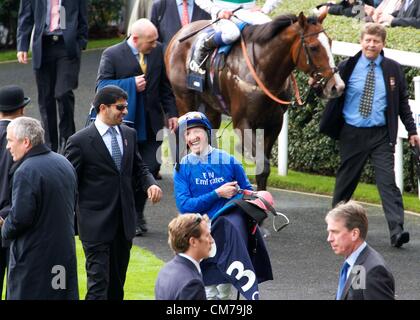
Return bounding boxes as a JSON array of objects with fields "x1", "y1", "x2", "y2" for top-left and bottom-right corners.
[{"x1": 255, "y1": 114, "x2": 283, "y2": 191}]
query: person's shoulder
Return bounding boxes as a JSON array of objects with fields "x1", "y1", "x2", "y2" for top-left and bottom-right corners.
[{"x1": 103, "y1": 41, "x2": 127, "y2": 55}]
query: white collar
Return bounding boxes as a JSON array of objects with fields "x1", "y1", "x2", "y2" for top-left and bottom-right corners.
[{"x1": 94, "y1": 117, "x2": 120, "y2": 137}]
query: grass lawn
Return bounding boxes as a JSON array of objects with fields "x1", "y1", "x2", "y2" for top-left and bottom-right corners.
[{"x1": 2, "y1": 237, "x2": 164, "y2": 300}]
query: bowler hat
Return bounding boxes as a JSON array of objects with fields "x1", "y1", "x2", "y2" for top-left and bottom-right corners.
[{"x1": 0, "y1": 85, "x2": 30, "y2": 112}]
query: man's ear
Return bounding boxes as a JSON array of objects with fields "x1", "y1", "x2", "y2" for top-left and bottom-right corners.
[{"x1": 351, "y1": 228, "x2": 360, "y2": 241}]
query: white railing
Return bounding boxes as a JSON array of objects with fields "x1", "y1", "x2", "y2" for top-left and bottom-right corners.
[{"x1": 278, "y1": 40, "x2": 420, "y2": 196}]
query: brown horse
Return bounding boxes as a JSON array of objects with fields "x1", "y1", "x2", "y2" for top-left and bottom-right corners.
[{"x1": 165, "y1": 12, "x2": 345, "y2": 190}]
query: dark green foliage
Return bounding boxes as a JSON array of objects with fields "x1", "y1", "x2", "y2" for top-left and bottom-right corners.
[{"x1": 0, "y1": 0, "x2": 20, "y2": 49}]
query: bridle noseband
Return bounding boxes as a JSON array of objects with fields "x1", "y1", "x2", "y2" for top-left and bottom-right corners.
[{"x1": 295, "y1": 28, "x2": 338, "y2": 89}]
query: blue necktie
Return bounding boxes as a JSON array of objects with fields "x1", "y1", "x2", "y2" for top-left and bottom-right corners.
[
  {"x1": 336, "y1": 261, "x2": 349, "y2": 300},
  {"x1": 108, "y1": 127, "x2": 122, "y2": 171}
]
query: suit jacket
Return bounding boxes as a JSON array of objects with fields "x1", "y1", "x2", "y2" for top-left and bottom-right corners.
[
  {"x1": 319, "y1": 50, "x2": 417, "y2": 145},
  {"x1": 155, "y1": 254, "x2": 206, "y2": 300},
  {"x1": 96, "y1": 40, "x2": 178, "y2": 135},
  {"x1": 339, "y1": 245, "x2": 395, "y2": 300},
  {"x1": 150, "y1": 0, "x2": 211, "y2": 52},
  {"x1": 16, "y1": 0, "x2": 88, "y2": 69},
  {"x1": 391, "y1": 0, "x2": 420, "y2": 28},
  {"x1": 64, "y1": 123, "x2": 156, "y2": 242},
  {"x1": 0, "y1": 120, "x2": 12, "y2": 220}
]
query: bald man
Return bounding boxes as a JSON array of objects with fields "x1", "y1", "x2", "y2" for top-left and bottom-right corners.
[{"x1": 97, "y1": 19, "x2": 178, "y2": 237}]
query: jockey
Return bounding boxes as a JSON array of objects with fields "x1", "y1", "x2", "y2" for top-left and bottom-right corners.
[{"x1": 190, "y1": 0, "x2": 283, "y2": 72}]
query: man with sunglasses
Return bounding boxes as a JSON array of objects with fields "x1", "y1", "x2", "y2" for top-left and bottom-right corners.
[
  {"x1": 64, "y1": 85, "x2": 162, "y2": 300},
  {"x1": 155, "y1": 213, "x2": 213, "y2": 300},
  {"x1": 97, "y1": 18, "x2": 178, "y2": 237}
]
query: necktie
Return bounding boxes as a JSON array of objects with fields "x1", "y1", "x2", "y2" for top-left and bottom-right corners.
[
  {"x1": 108, "y1": 127, "x2": 122, "y2": 171},
  {"x1": 50, "y1": 0, "x2": 60, "y2": 32},
  {"x1": 139, "y1": 53, "x2": 147, "y2": 75},
  {"x1": 359, "y1": 61, "x2": 376, "y2": 119},
  {"x1": 336, "y1": 261, "x2": 350, "y2": 300},
  {"x1": 182, "y1": 0, "x2": 189, "y2": 26}
]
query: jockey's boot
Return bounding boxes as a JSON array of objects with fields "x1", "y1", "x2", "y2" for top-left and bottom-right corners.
[{"x1": 189, "y1": 32, "x2": 218, "y2": 74}]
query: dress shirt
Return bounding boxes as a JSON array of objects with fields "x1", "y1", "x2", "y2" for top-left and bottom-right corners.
[
  {"x1": 94, "y1": 118, "x2": 124, "y2": 157},
  {"x1": 344, "y1": 241, "x2": 367, "y2": 279},
  {"x1": 179, "y1": 253, "x2": 202, "y2": 274},
  {"x1": 45, "y1": 0, "x2": 63, "y2": 35},
  {"x1": 343, "y1": 54, "x2": 387, "y2": 127},
  {"x1": 176, "y1": 0, "x2": 194, "y2": 22}
]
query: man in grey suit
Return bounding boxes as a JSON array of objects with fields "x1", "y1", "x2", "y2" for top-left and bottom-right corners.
[
  {"x1": 155, "y1": 213, "x2": 214, "y2": 300},
  {"x1": 326, "y1": 201, "x2": 395, "y2": 300},
  {"x1": 16, "y1": 0, "x2": 88, "y2": 153}
]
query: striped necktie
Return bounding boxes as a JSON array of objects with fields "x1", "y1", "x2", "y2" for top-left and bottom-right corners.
[
  {"x1": 182, "y1": 0, "x2": 189, "y2": 26},
  {"x1": 108, "y1": 127, "x2": 122, "y2": 171}
]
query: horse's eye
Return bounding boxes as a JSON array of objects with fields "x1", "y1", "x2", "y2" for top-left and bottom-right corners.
[{"x1": 309, "y1": 46, "x2": 319, "y2": 52}]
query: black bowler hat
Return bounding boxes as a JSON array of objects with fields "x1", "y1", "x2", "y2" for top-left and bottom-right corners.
[{"x1": 0, "y1": 85, "x2": 30, "y2": 112}]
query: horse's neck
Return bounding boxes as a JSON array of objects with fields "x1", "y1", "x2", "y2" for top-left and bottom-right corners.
[{"x1": 250, "y1": 34, "x2": 296, "y2": 88}]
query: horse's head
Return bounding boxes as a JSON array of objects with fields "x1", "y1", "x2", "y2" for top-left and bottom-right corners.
[{"x1": 292, "y1": 12, "x2": 345, "y2": 99}]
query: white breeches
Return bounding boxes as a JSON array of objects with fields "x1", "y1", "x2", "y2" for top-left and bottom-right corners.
[{"x1": 213, "y1": 9, "x2": 272, "y2": 44}]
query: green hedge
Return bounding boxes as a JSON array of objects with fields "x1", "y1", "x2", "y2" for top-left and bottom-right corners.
[{"x1": 268, "y1": 0, "x2": 420, "y2": 193}]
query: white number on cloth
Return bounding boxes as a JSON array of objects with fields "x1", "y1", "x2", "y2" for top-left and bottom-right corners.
[{"x1": 226, "y1": 261, "x2": 256, "y2": 292}]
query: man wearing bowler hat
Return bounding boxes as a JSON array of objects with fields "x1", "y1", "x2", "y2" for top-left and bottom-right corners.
[{"x1": 0, "y1": 85, "x2": 29, "y2": 299}]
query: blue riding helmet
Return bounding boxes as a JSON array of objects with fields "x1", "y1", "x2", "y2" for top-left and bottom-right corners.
[{"x1": 177, "y1": 111, "x2": 212, "y2": 140}]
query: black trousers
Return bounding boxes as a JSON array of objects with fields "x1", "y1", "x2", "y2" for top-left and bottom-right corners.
[
  {"x1": 82, "y1": 219, "x2": 132, "y2": 300},
  {"x1": 135, "y1": 118, "x2": 162, "y2": 226},
  {"x1": 0, "y1": 246, "x2": 8, "y2": 300},
  {"x1": 333, "y1": 124, "x2": 405, "y2": 237},
  {"x1": 35, "y1": 36, "x2": 80, "y2": 152}
]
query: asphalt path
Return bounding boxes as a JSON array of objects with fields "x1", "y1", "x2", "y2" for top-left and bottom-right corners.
[{"x1": 1, "y1": 50, "x2": 420, "y2": 300}]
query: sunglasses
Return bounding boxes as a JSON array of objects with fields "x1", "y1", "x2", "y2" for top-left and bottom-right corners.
[
  {"x1": 184, "y1": 214, "x2": 203, "y2": 239},
  {"x1": 109, "y1": 103, "x2": 128, "y2": 111}
]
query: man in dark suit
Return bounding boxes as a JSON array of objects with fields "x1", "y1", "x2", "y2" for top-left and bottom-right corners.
[
  {"x1": 96, "y1": 19, "x2": 177, "y2": 236},
  {"x1": 326, "y1": 201, "x2": 395, "y2": 300},
  {"x1": 64, "y1": 85, "x2": 162, "y2": 300},
  {"x1": 2, "y1": 116, "x2": 78, "y2": 300},
  {"x1": 319, "y1": 23, "x2": 420, "y2": 248},
  {"x1": 377, "y1": 0, "x2": 420, "y2": 28},
  {"x1": 150, "y1": 0, "x2": 211, "y2": 52},
  {"x1": 0, "y1": 85, "x2": 29, "y2": 300},
  {"x1": 16, "y1": 0, "x2": 88, "y2": 153},
  {"x1": 155, "y1": 213, "x2": 213, "y2": 300}
]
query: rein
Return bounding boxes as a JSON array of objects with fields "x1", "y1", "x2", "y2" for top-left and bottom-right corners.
[{"x1": 240, "y1": 36, "x2": 304, "y2": 106}]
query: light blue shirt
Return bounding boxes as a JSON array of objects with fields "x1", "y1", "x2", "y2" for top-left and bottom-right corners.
[
  {"x1": 94, "y1": 118, "x2": 124, "y2": 157},
  {"x1": 45, "y1": 0, "x2": 63, "y2": 35},
  {"x1": 176, "y1": 0, "x2": 194, "y2": 22},
  {"x1": 127, "y1": 38, "x2": 147, "y2": 66},
  {"x1": 344, "y1": 241, "x2": 367, "y2": 279},
  {"x1": 343, "y1": 54, "x2": 387, "y2": 127}
]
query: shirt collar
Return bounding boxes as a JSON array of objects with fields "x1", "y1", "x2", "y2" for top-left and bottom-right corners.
[
  {"x1": 126, "y1": 37, "x2": 139, "y2": 56},
  {"x1": 361, "y1": 53, "x2": 383, "y2": 67},
  {"x1": 345, "y1": 241, "x2": 367, "y2": 270},
  {"x1": 176, "y1": 0, "x2": 187, "y2": 5},
  {"x1": 94, "y1": 117, "x2": 120, "y2": 137},
  {"x1": 179, "y1": 253, "x2": 202, "y2": 274}
]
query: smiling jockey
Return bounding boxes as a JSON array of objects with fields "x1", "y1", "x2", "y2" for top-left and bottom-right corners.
[{"x1": 190, "y1": 0, "x2": 283, "y2": 72}]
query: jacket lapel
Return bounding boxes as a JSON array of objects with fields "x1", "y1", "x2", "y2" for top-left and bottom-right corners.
[
  {"x1": 119, "y1": 125, "x2": 130, "y2": 172},
  {"x1": 341, "y1": 246, "x2": 369, "y2": 300},
  {"x1": 123, "y1": 40, "x2": 143, "y2": 76},
  {"x1": 87, "y1": 124, "x2": 119, "y2": 172}
]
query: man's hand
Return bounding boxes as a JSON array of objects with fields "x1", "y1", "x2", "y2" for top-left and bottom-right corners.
[
  {"x1": 215, "y1": 181, "x2": 238, "y2": 199},
  {"x1": 378, "y1": 13, "x2": 394, "y2": 25},
  {"x1": 135, "y1": 74, "x2": 146, "y2": 92},
  {"x1": 147, "y1": 185, "x2": 162, "y2": 204},
  {"x1": 167, "y1": 117, "x2": 178, "y2": 132},
  {"x1": 17, "y1": 51, "x2": 28, "y2": 64},
  {"x1": 217, "y1": 10, "x2": 233, "y2": 19},
  {"x1": 0, "y1": 217, "x2": 4, "y2": 227},
  {"x1": 409, "y1": 135, "x2": 420, "y2": 147},
  {"x1": 364, "y1": 4, "x2": 375, "y2": 16}
]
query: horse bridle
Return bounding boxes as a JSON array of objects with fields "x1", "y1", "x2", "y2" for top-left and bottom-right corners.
[{"x1": 295, "y1": 28, "x2": 339, "y2": 89}]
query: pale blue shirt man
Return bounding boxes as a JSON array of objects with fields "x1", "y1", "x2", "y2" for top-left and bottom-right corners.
[{"x1": 343, "y1": 54, "x2": 387, "y2": 128}]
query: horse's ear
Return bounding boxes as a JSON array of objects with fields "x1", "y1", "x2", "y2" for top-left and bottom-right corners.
[
  {"x1": 298, "y1": 12, "x2": 307, "y2": 29},
  {"x1": 318, "y1": 10, "x2": 328, "y2": 24}
]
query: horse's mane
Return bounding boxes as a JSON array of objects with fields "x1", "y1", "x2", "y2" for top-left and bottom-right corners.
[{"x1": 242, "y1": 14, "x2": 320, "y2": 44}]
